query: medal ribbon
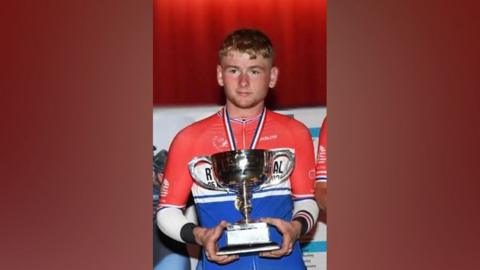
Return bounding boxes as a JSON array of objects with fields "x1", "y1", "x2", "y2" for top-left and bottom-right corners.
[{"x1": 223, "y1": 107, "x2": 267, "y2": 151}]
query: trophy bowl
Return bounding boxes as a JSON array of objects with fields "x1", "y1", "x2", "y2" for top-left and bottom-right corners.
[
  {"x1": 189, "y1": 148, "x2": 295, "y2": 255},
  {"x1": 210, "y1": 149, "x2": 271, "y2": 191}
]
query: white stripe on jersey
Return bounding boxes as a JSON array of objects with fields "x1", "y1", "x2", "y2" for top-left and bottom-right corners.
[
  {"x1": 252, "y1": 188, "x2": 291, "y2": 199},
  {"x1": 194, "y1": 194, "x2": 237, "y2": 203},
  {"x1": 158, "y1": 203, "x2": 186, "y2": 209},
  {"x1": 292, "y1": 193, "x2": 315, "y2": 199},
  {"x1": 194, "y1": 188, "x2": 293, "y2": 204}
]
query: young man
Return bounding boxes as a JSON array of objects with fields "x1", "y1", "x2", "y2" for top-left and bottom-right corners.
[{"x1": 157, "y1": 29, "x2": 319, "y2": 270}]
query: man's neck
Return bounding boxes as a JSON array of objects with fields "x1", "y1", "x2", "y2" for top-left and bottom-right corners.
[{"x1": 225, "y1": 103, "x2": 264, "y2": 119}]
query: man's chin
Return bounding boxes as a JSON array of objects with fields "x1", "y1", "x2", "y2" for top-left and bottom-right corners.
[
  {"x1": 234, "y1": 102, "x2": 260, "y2": 109},
  {"x1": 227, "y1": 97, "x2": 264, "y2": 110}
]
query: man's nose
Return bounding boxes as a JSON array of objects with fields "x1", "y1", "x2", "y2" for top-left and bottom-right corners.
[{"x1": 239, "y1": 73, "x2": 249, "y2": 87}]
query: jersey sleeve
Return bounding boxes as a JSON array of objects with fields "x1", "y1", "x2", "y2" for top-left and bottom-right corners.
[
  {"x1": 288, "y1": 120, "x2": 318, "y2": 234},
  {"x1": 289, "y1": 121, "x2": 316, "y2": 200},
  {"x1": 158, "y1": 129, "x2": 194, "y2": 209},
  {"x1": 315, "y1": 117, "x2": 327, "y2": 182}
]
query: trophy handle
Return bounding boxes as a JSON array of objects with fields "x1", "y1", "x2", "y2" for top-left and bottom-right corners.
[
  {"x1": 188, "y1": 156, "x2": 226, "y2": 191},
  {"x1": 261, "y1": 148, "x2": 295, "y2": 189}
]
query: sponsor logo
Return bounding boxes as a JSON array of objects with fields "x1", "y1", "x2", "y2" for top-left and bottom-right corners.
[
  {"x1": 259, "y1": 134, "x2": 278, "y2": 142},
  {"x1": 317, "y1": 146, "x2": 327, "y2": 162},
  {"x1": 160, "y1": 178, "x2": 169, "y2": 197},
  {"x1": 271, "y1": 156, "x2": 290, "y2": 181},
  {"x1": 193, "y1": 163, "x2": 219, "y2": 189},
  {"x1": 273, "y1": 160, "x2": 285, "y2": 174},
  {"x1": 212, "y1": 135, "x2": 228, "y2": 151}
]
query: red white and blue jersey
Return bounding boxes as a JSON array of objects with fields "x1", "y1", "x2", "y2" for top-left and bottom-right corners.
[
  {"x1": 315, "y1": 117, "x2": 327, "y2": 182},
  {"x1": 160, "y1": 108, "x2": 316, "y2": 270}
]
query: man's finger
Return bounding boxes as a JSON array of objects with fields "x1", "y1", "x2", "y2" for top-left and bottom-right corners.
[
  {"x1": 204, "y1": 245, "x2": 216, "y2": 261},
  {"x1": 269, "y1": 244, "x2": 289, "y2": 257},
  {"x1": 205, "y1": 221, "x2": 227, "y2": 245},
  {"x1": 260, "y1": 217, "x2": 281, "y2": 226},
  {"x1": 213, "y1": 221, "x2": 228, "y2": 234},
  {"x1": 261, "y1": 247, "x2": 288, "y2": 258},
  {"x1": 209, "y1": 254, "x2": 228, "y2": 262},
  {"x1": 215, "y1": 254, "x2": 239, "y2": 264},
  {"x1": 205, "y1": 245, "x2": 229, "y2": 262},
  {"x1": 207, "y1": 249, "x2": 238, "y2": 264},
  {"x1": 282, "y1": 232, "x2": 291, "y2": 247},
  {"x1": 261, "y1": 217, "x2": 288, "y2": 233}
]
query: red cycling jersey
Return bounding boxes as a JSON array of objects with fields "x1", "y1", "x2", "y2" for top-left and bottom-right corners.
[{"x1": 160, "y1": 108, "x2": 316, "y2": 209}]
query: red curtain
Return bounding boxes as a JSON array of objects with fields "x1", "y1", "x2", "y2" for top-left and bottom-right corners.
[{"x1": 154, "y1": 0, "x2": 326, "y2": 108}]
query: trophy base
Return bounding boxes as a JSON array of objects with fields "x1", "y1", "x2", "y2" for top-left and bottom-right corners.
[
  {"x1": 217, "y1": 242, "x2": 280, "y2": 255},
  {"x1": 216, "y1": 222, "x2": 280, "y2": 255}
]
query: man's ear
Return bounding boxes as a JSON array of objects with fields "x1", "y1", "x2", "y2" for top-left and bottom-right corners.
[
  {"x1": 217, "y1": 65, "x2": 224, "y2": 86},
  {"x1": 269, "y1": 66, "x2": 279, "y2": 88}
]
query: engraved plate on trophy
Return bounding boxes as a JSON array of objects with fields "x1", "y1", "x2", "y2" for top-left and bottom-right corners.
[{"x1": 188, "y1": 148, "x2": 295, "y2": 255}]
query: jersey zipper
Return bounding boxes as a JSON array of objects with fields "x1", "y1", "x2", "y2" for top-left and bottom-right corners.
[{"x1": 242, "y1": 119, "x2": 246, "y2": 149}]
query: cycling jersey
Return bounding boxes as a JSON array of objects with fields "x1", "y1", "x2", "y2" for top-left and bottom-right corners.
[{"x1": 159, "y1": 108, "x2": 316, "y2": 270}]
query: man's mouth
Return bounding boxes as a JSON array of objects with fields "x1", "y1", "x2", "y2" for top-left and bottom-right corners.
[{"x1": 237, "y1": 91, "x2": 251, "y2": 96}]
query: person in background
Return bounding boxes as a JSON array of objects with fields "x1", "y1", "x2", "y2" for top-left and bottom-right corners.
[
  {"x1": 314, "y1": 117, "x2": 327, "y2": 220},
  {"x1": 156, "y1": 29, "x2": 319, "y2": 270},
  {"x1": 153, "y1": 147, "x2": 191, "y2": 270}
]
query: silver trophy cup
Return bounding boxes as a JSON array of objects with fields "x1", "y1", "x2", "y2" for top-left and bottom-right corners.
[{"x1": 188, "y1": 148, "x2": 295, "y2": 255}]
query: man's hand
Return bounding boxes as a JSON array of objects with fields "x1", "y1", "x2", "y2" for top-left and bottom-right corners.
[
  {"x1": 192, "y1": 221, "x2": 239, "y2": 264},
  {"x1": 259, "y1": 218, "x2": 302, "y2": 258},
  {"x1": 315, "y1": 181, "x2": 327, "y2": 212},
  {"x1": 152, "y1": 172, "x2": 163, "y2": 187}
]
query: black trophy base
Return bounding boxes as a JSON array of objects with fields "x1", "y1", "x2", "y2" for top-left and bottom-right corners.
[{"x1": 216, "y1": 242, "x2": 280, "y2": 256}]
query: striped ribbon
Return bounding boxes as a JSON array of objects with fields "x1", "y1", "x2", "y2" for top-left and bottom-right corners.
[{"x1": 223, "y1": 107, "x2": 267, "y2": 150}]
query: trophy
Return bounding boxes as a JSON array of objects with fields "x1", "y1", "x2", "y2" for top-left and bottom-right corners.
[{"x1": 188, "y1": 148, "x2": 295, "y2": 255}]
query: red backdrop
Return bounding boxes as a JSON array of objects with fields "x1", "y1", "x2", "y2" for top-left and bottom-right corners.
[{"x1": 154, "y1": 0, "x2": 326, "y2": 108}]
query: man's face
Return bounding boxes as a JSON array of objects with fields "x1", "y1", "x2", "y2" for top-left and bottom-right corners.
[{"x1": 217, "y1": 50, "x2": 278, "y2": 112}]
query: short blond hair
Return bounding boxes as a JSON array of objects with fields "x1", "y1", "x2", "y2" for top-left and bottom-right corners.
[{"x1": 219, "y1": 29, "x2": 275, "y2": 61}]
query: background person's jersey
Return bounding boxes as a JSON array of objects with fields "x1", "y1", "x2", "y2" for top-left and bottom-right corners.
[{"x1": 315, "y1": 117, "x2": 327, "y2": 182}]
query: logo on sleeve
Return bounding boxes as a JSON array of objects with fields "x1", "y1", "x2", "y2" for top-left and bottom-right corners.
[
  {"x1": 160, "y1": 178, "x2": 169, "y2": 197},
  {"x1": 212, "y1": 135, "x2": 229, "y2": 151}
]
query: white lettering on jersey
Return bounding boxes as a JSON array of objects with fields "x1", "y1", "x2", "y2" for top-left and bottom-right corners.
[{"x1": 259, "y1": 134, "x2": 278, "y2": 142}]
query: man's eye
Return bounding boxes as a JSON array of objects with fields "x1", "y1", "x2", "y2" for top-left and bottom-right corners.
[
  {"x1": 251, "y1": 70, "x2": 261, "y2": 75},
  {"x1": 227, "y1": 69, "x2": 238, "y2": 74}
]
